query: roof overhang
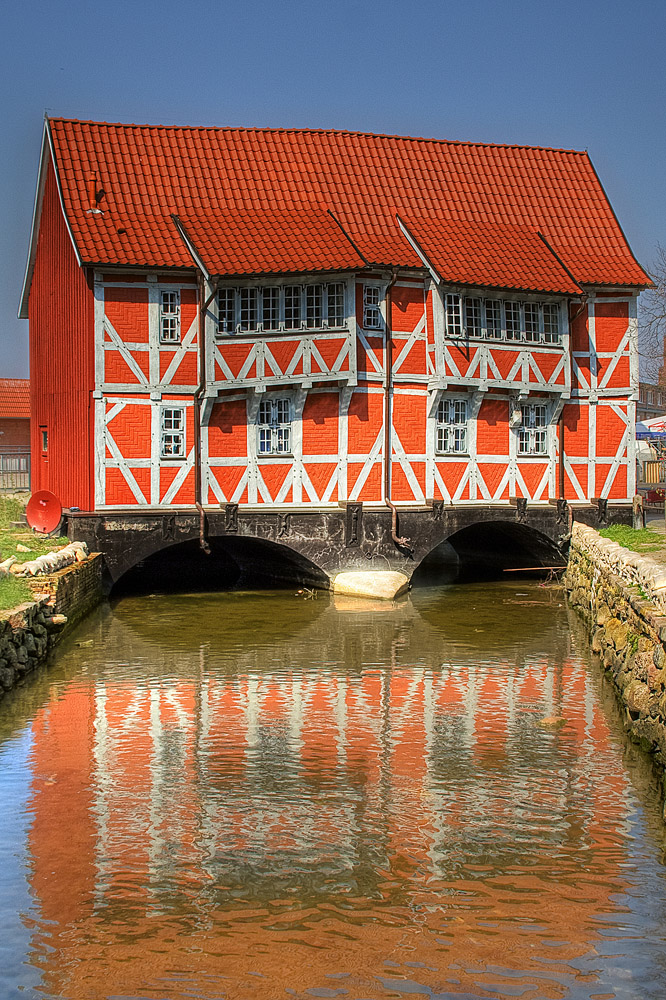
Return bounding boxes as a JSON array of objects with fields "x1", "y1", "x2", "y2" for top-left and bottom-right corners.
[{"x1": 18, "y1": 117, "x2": 82, "y2": 319}]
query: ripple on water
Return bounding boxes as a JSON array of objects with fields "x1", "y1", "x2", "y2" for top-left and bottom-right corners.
[{"x1": 0, "y1": 582, "x2": 665, "y2": 999}]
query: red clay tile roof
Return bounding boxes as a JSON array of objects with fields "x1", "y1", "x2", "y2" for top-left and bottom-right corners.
[
  {"x1": 46, "y1": 118, "x2": 650, "y2": 291},
  {"x1": 0, "y1": 379, "x2": 30, "y2": 420},
  {"x1": 175, "y1": 208, "x2": 367, "y2": 276},
  {"x1": 399, "y1": 216, "x2": 581, "y2": 295}
]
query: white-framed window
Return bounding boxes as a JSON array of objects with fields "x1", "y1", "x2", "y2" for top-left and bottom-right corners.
[
  {"x1": 218, "y1": 287, "x2": 235, "y2": 335},
  {"x1": 518, "y1": 403, "x2": 548, "y2": 455},
  {"x1": 160, "y1": 290, "x2": 180, "y2": 344},
  {"x1": 239, "y1": 287, "x2": 258, "y2": 332},
  {"x1": 445, "y1": 293, "x2": 463, "y2": 337},
  {"x1": 161, "y1": 406, "x2": 186, "y2": 459},
  {"x1": 284, "y1": 285, "x2": 302, "y2": 331},
  {"x1": 484, "y1": 298, "x2": 503, "y2": 339},
  {"x1": 443, "y1": 293, "x2": 562, "y2": 346},
  {"x1": 257, "y1": 397, "x2": 292, "y2": 456},
  {"x1": 542, "y1": 303, "x2": 560, "y2": 344},
  {"x1": 217, "y1": 280, "x2": 347, "y2": 336},
  {"x1": 504, "y1": 300, "x2": 522, "y2": 341},
  {"x1": 363, "y1": 285, "x2": 383, "y2": 330},
  {"x1": 436, "y1": 397, "x2": 468, "y2": 454},
  {"x1": 524, "y1": 302, "x2": 540, "y2": 343},
  {"x1": 465, "y1": 297, "x2": 482, "y2": 337}
]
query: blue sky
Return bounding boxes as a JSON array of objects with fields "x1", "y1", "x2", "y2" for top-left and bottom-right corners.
[{"x1": 1, "y1": 0, "x2": 665, "y2": 376}]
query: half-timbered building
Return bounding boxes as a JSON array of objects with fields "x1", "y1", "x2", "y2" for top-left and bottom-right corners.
[{"x1": 20, "y1": 118, "x2": 650, "y2": 581}]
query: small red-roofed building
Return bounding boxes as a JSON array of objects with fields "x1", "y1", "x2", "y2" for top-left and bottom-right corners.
[
  {"x1": 0, "y1": 378, "x2": 30, "y2": 490},
  {"x1": 19, "y1": 118, "x2": 651, "y2": 582}
]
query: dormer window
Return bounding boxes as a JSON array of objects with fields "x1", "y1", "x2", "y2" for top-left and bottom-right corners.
[
  {"x1": 217, "y1": 280, "x2": 347, "y2": 336},
  {"x1": 444, "y1": 293, "x2": 562, "y2": 346}
]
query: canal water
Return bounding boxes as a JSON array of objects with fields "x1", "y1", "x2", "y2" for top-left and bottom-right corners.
[{"x1": 1, "y1": 581, "x2": 666, "y2": 1000}]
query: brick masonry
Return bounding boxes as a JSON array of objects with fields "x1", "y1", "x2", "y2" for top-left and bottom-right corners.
[
  {"x1": 566, "y1": 525, "x2": 666, "y2": 821},
  {"x1": 0, "y1": 554, "x2": 103, "y2": 701}
]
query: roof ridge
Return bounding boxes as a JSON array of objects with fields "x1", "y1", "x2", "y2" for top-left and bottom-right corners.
[{"x1": 47, "y1": 117, "x2": 588, "y2": 156}]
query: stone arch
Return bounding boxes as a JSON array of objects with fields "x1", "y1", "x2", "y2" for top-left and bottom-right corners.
[
  {"x1": 108, "y1": 531, "x2": 330, "y2": 595},
  {"x1": 412, "y1": 518, "x2": 566, "y2": 585}
]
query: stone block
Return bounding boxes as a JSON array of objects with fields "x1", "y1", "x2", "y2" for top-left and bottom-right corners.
[
  {"x1": 596, "y1": 604, "x2": 612, "y2": 626},
  {"x1": 624, "y1": 679, "x2": 651, "y2": 716},
  {"x1": 0, "y1": 665, "x2": 16, "y2": 690},
  {"x1": 332, "y1": 571, "x2": 410, "y2": 601},
  {"x1": 605, "y1": 618, "x2": 629, "y2": 651}
]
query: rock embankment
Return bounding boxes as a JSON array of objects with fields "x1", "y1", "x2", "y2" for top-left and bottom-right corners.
[
  {"x1": 0, "y1": 601, "x2": 67, "y2": 699},
  {"x1": 566, "y1": 523, "x2": 666, "y2": 815},
  {"x1": 0, "y1": 553, "x2": 103, "y2": 702}
]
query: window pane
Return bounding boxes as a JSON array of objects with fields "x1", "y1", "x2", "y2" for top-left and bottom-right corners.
[
  {"x1": 257, "y1": 397, "x2": 292, "y2": 456},
  {"x1": 518, "y1": 429, "x2": 530, "y2": 454},
  {"x1": 160, "y1": 290, "x2": 180, "y2": 343},
  {"x1": 533, "y1": 405, "x2": 547, "y2": 427},
  {"x1": 262, "y1": 287, "x2": 280, "y2": 330},
  {"x1": 505, "y1": 301, "x2": 522, "y2": 340},
  {"x1": 484, "y1": 299, "x2": 502, "y2": 339},
  {"x1": 327, "y1": 283, "x2": 345, "y2": 327},
  {"x1": 328, "y1": 283, "x2": 345, "y2": 326},
  {"x1": 284, "y1": 286, "x2": 302, "y2": 329},
  {"x1": 275, "y1": 427, "x2": 291, "y2": 454},
  {"x1": 524, "y1": 302, "x2": 540, "y2": 342},
  {"x1": 258, "y1": 428, "x2": 272, "y2": 454},
  {"x1": 218, "y1": 288, "x2": 235, "y2": 334},
  {"x1": 464, "y1": 297, "x2": 481, "y2": 337},
  {"x1": 161, "y1": 407, "x2": 185, "y2": 457},
  {"x1": 306, "y1": 285, "x2": 323, "y2": 329},
  {"x1": 258, "y1": 399, "x2": 272, "y2": 425},
  {"x1": 518, "y1": 404, "x2": 548, "y2": 455},
  {"x1": 453, "y1": 399, "x2": 467, "y2": 424},
  {"x1": 453, "y1": 427, "x2": 466, "y2": 453},
  {"x1": 363, "y1": 286, "x2": 382, "y2": 330},
  {"x1": 162, "y1": 408, "x2": 183, "y2": 431},
  {"x1": 445, "y1": 294, "x2": 462, "y2": 337},
  {"x1": 239, "y1": 287, "x2": 258, "y2": 332},
  {"x1": 275, "y1": 398, "x2": 290, "y2": 424},
  {"x1": 542, "y1": 303, "x2": 560, "y2": 344},
  {"x1": 435, "y1": 397, "x2": 467, "y2": 454}
]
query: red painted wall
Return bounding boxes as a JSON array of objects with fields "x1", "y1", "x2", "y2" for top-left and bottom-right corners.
[{"x1": 29, "y1": 161, "x2": 95, "y2": 508}]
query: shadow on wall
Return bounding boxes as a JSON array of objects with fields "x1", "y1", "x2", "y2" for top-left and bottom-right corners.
[
  {"x1": 411, "y1": 520, "x2": 566, "y2": 588},
  {"x1": 110, "y1": 535, "x2": 330, "y2": 597}
]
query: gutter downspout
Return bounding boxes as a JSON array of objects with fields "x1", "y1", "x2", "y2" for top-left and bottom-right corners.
[
  {"x1": 194, "y1": 272, "x2": 218, "y2": 555},
  {"x1": 558, "y1": 411, "x2": 565, "y2": 499},
  {"x1": 383, "y1": 268, "x2": 414, "y2": 555},
  {"x1": 557, "y1": 293, "x2": 588, "y2": 503}
]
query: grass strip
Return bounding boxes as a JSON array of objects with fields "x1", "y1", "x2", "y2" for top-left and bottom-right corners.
[
  {"x1": 598, "y1": 524, "x2": 665, "y2": 553},
  {"x1": 0, "y1": 495, "x2": 69, "y2": 611}
]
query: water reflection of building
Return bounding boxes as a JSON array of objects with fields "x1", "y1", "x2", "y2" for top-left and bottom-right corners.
[{"x1": 24, "y1": 593, "x2": 636, "y2": 999}]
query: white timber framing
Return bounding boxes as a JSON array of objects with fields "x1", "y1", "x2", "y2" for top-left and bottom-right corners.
[
  {"x1": 571, "y1": 293, "x2": 634, "y2": 399},
  {"x1": 432, "y1": 286, "x2": 572, "y2": 396},
  {"x1": 586, "y1": 296, "x2": 597, "y2": 499},
  {"x1": 95, "y1": 395, "x2": 195, "y2": 508},
  {"x1": 203, "y1": 382, "x2": 634, "y2": 508},
  {"x1": 93, "y1": 273, "x2": 200, "y2": 508},
  {"x1": 207, "y1": 274, "x2": 357, "y2": 393},
  {"x1": 95, "y1": 273, "x2": 199, "y2": 395}
]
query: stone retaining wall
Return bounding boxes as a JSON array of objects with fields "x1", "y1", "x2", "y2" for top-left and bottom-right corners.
[
  {"x1": 0, "y1": 554, "x2": 103, "y2": 702},
  {"x1": 566, "y1": 523, "x2": 666, "y2": 817}
]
